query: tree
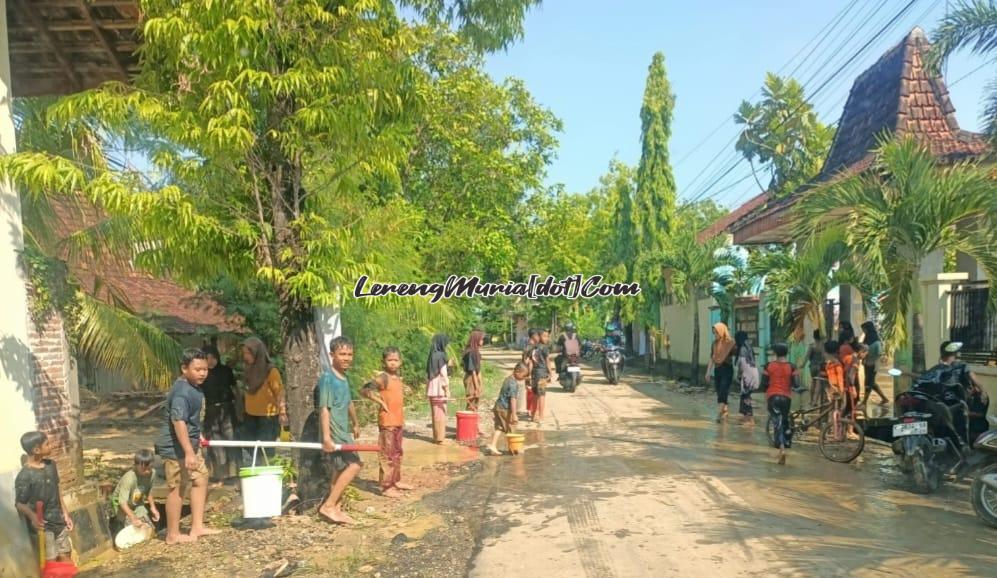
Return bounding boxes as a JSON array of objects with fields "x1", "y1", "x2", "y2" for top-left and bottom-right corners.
[
  {"x1": 734, "y1": 73, "x2": 835, "y2": 197},
  {"x1": 633, "y1": 52, "x2": 678, "y2": 356},
  {"x1": 930, "y1": 0, "x2": 997, "y2": 144},
  {"x1": 14, "y1": 97, "x2": 183, "y2": 388},
  {"x1": 403, "y1": 31, "x2": 561, "y2": 280},
  {"x1": 0, "y1": 1, "x2": 541, "y2": 435},
  {"x1": 794, "y1": 136, "x2": 997, "y2": 371},
  {"x1": 652, "y1": 225, "x2": 739, "y2": 386},
  {"x1": 747, "y1": 230, "x2": 861, "y2": 341},
  {"x1": 602, "y1": 160, "x2": 638, "y2": 322}
]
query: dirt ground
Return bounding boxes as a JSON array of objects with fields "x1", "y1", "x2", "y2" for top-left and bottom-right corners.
[{"x1": 77, "y1": 384, "x2": 495, "y2": 577}]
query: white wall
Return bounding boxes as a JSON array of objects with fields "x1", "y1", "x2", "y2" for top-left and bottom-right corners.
[
  {"x1": 661, "y1": 296, "x2": 715, "y2": 371},
  {"x1": 0, "y1": 5, "x2": 42, "y2": 574}
]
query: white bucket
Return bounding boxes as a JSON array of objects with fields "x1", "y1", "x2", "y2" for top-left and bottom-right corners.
[{"x1": 238, "y1": 447, "x2": 283, "y2": 518}]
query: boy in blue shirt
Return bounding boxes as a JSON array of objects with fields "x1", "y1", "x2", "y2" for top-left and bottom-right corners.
[{"x1": 316, "y1": 336, "x2": 361, "y2": 525}]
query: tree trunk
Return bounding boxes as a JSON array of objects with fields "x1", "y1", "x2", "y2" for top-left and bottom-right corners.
[
  {"x1": 910, "y1": 271, "x2": 926, "y2": 373},
  {"x1": 281, "y1": 312, "x2": 325, "y2": 506},
  {"x1": 691, "y1": 297, "x2": 701, "y2": 387}
]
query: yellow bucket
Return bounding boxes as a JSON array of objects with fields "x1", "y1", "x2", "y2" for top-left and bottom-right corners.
[{"x1": 505, "y1": 433, "x2": 525, "y2": 454}]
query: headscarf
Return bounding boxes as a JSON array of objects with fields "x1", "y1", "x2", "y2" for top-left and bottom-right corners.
[
  {"x1": 242, "y1": 337, "x2": 274, "y2": 394},
  {"x1": 711, "y1": 322, "x2": 735, "y2": 365},
  {"x1": 861, "y1": 321, "x2": 880, "y2": 345},
  {"x1": 734, "y1": 330, "x2": 756, "y2": 368},
  {"x1": 426, "y1": 334, "x2": 450, "y2": 381},
  {"x1": 463, "y1": 329, "x2": 485, "y2": 354}
]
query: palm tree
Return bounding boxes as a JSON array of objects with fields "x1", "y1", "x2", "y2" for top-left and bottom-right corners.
[
  {"x1": 930, "y1": 0, "x2": 997, "y2": 144},
  {"x1": 654, "y1": 227, "x2": 739, "y2": 386},
  {"x1": 14, "y1": 97, "x2": 184, "y2": 388},
  {"x1": 749, "y1": 231, "x2": 848, "y2": 341},
  {"x1": 794, "y1": 136, "x2": 997, "y2": 372}
]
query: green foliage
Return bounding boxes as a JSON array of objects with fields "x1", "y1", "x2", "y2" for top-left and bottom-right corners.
[
  {"x1": 794, "y1": 136, "x2": 997, "y2": 368},
  {"x1": 632, "y1": 53, "x2": 678, "y2": 328},
  {"x1": 734, "y1": 73, "x2": 835, "y2": 197},
  {"x1": 929, "y1": 1, "x2": 997, "y2": 146}
]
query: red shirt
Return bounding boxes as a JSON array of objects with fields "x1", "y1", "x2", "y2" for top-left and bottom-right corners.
[{"x1": 765, "y1": 361, "x2": 796, "y2": 399}]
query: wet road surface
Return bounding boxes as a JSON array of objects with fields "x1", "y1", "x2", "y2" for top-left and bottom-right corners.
[{"x1": 467, "y1": 350, "x2": 996, "y2": 577}]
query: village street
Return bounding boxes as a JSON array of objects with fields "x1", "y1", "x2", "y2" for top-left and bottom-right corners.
[{"x1": 452, "y1": 349, "x2": 997, "y2": 578}]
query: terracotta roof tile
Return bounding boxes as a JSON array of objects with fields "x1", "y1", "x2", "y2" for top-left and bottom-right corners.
[
  {"x1": 708, "y1": 28, "x2": 990, "y2": 243},
  {"x1": 46, "y1": 196, "x2": 244, "y2": 334}
]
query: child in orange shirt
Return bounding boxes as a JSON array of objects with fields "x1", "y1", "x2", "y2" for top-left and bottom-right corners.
[
  {"x1": 824, "y1": 340, "x2": 857, "y2": 439},
  {"x1": 362, "y1": 347, "x2": 414, "y2": 498}
]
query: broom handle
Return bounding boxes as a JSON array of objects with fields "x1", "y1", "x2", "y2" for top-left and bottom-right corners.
[
  {"x1": 36, "y1": 501, "x2": 45, "y2": 570},
  {"x1": 199, "y1": 438, "x2": 379, "y2": 452}
]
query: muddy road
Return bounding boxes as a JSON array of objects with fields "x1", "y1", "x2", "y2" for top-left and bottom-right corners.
[{"x1": 445, "y1": 349, "x2": 996, "y2": 578}]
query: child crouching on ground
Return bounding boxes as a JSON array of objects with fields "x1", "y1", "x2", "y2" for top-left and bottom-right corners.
[
  {"x1": 764, "y1": 343, "x2": 798, "y2": 465},
  {"x1": 114, "y1": 449, "x2": 159, "y2": 529},
  {"x1": 15, "y1": 431, "x2": 75, "y2": 563},
  {"x1": 362, "y1": 346, "x2": 415, "y2": 498},
  {"x1": 487, "y1": 363, "x2": 528, "y2": 455}
]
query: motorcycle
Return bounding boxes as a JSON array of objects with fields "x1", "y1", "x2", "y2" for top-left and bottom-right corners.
[
  {"x1": 969, "y1": 421, "x2": 997, "y2": 528},
  {"x1": 581, "y1": 339, "x2": 598, "y2": 360},
  {"x1": 601, "y1": 344, "x2": 625, "y2": 385},
  {"x1": 558, "y1": 353, "x2": 582, "y2": 393},
  {"x1": 890, "y1": 367, "x2": 973, "y2": 494}
]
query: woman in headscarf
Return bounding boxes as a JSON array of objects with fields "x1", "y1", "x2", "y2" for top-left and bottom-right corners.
[
  {"x1": 860, "y1": 321, "x2": 889, "y2": 406},
  {"x1": 201, "y1": 344, "x2": 240, "y2": 482},
  {"x1": 706, "y1": 322, "x2": 736, "y2": 423},
  {"x1": 240, "y1": 337, "x2": 288, "y2": 450},
  {"x1": 462, "y1": 329, "x2": 485, "y2": 412},
  {"x1": 734, "y1": 331, "x2": 760, "y2": 424},
  {"x1": 426, "y1": 334, "x2": 451, "y2": 444}
]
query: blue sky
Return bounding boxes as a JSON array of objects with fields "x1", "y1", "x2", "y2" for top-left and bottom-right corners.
[{"x1": 484, "y1": 0, "x2": 994, "y2": 208}]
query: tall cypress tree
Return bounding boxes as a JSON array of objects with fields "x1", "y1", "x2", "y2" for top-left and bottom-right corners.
[
  {"x1": 635, "y1": 52, "x2": 677, "y2": 252},
  {"x1": 633, "y1": 52, "x2": 677, "y2": 338}
]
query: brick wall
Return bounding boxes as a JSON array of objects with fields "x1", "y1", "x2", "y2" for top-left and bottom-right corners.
[{"x1": 26, "y1": 306, "x2": 82, "y2": 489}]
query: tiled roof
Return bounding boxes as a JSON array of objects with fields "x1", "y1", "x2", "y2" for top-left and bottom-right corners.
[
  {"x1": 697, "y1": 191, "x2": 768, "y2": 242},
  {"x1": 46, "y1": 196, "x2": 244, "y2": 334},
  {"x1": 703, "y1": 28, "x2": 990, "y2": 244}
]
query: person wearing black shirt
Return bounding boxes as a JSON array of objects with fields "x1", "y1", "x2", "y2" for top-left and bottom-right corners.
[{"x1": 201, "y1": 344, "x2": 240, "y2": 482}]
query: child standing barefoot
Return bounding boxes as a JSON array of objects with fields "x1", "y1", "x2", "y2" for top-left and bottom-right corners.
[
  {"x1": 362, "y1": 347, "x2": 412, "y2": 498},
  {"x1": 317, "y1": 337, "x2": 362, "y2": 525},
  {"x1": 486, "y1": 363, "x2": 527, "y2": 454}
]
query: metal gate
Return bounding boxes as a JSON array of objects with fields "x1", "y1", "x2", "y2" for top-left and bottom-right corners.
[{"x1": 950, "y1": 283, "x2": 996, "y2": 365}]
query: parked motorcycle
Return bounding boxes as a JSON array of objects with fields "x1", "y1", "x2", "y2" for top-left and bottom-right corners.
[
  {"x1": 558, "y1": 353, "x2": 582, "y2": 393},
  {"x1": 601, "y1": 345, "x2": 625, "y2": 385},
  {"x1": 581, "y1": 339, "x2": 598, "y2": 360},
  {"x1": 970, "y1": 419, "x2": 997, "y2": 528}
]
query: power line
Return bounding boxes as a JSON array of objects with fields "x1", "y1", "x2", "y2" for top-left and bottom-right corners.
[{"x1": 686, "y1": 0, "x2": 924, "y2": 206}]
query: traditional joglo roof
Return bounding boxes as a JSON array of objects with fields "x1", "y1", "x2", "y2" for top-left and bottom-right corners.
[{"x1": 706, "y1": 28, "x2": 989, "y2": 245}]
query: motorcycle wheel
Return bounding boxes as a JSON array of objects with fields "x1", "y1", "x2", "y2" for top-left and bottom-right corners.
[
  {"x1": 608, "y1": 366, "x2": 619, "y2": 385},
  {"x1": 911, "y1": 450, "x2": 941, "y2": 494},
  {"x1": 573, "y1": 373, "x2": 581, "y2": 392},
  {"x1": 971, "y1": 463, "x2": 997, "y2": 528}
]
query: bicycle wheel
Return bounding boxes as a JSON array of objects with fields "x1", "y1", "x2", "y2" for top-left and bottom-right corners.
[{"x1": 818, "y1": 417, "x2": 865, "y2": 463}]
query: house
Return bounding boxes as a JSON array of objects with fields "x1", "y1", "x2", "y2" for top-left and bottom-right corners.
[
  {"x1": 665, "y1": 28, "x2": 993, "y2": 387},
  {"x1": 0, "y1": 3, "x2": 164, "y2": 575}
]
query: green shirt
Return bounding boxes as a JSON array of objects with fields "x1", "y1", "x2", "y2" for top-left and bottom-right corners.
[
  {"x1": 113, "y1": 469, "x2": 153, "y2": 517},
  {"x1": 315, "y1": 370, "x2": 354, "y2": 444}
]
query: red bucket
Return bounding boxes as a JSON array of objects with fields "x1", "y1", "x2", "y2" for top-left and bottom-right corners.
[
  {"x1": 455, "y1": 411, "x2": 479, "y2": 442},
  {"x1": 42, "y1": 561, "x2": 78, "y2": 578}
]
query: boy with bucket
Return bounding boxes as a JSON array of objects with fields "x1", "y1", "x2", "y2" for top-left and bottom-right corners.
[
  {"x1": 362, "y1": 346, "x2": 415, "y2": 498},
  {"x1": 316, "y1": 336, "x2": 362, "y2": 525},
  {"x1": 155, "y1": 348, "x2": 221, "y2": 544},
  {"x1": 15, "y1": 431, "x2": 75, "y2": 565},
  {"x1": 485, "y1": 363, "x2": 528, "y2": 455}
]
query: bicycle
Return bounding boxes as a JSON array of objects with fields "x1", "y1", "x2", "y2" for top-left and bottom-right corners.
[{"x1": 766, "y1": 397, "x2": 865, "y2": 463}]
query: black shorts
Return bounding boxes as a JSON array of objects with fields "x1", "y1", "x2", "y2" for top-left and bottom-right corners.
[
  {"x1": 328, "y1": 450, "x2": 361, "y2": 472},
  {"x1": 532, "y1": 376, "x2": 549, "y2": 396}
]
